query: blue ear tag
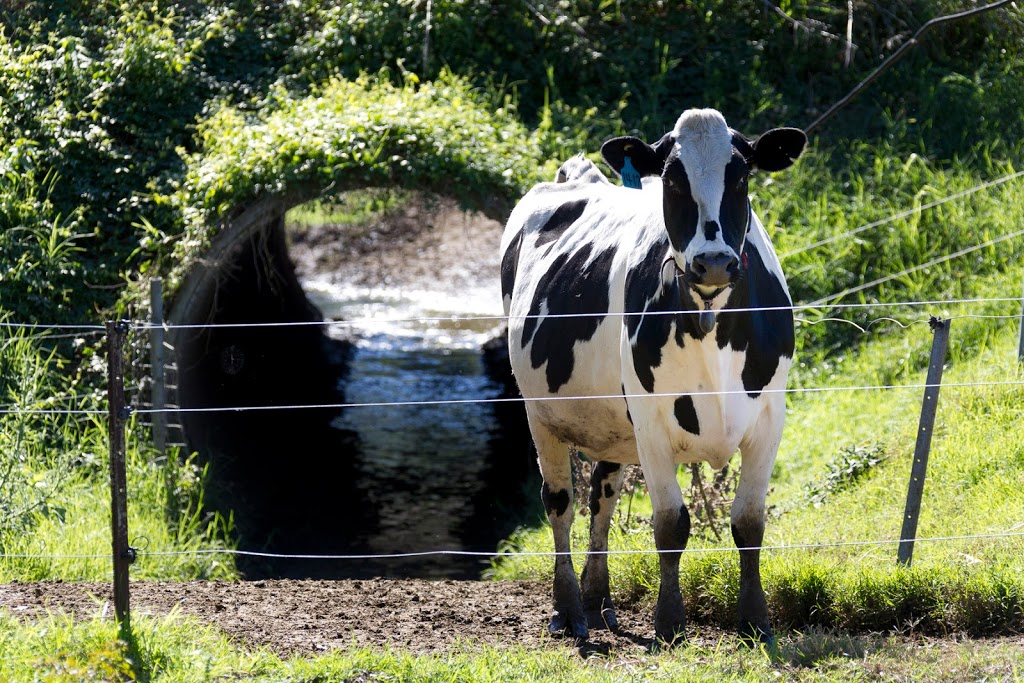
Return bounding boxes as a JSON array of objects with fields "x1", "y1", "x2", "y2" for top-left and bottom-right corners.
[{"x1": 621, "y1": 156, "x2": 642, "y2": 190}]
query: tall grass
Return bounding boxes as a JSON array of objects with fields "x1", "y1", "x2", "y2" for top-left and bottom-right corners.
[
  {"x1": 0, "y1": 327, "x2": 237, "y2": 581},
  {"x1": 756, "y1": 140, "x2": 1024, "y2": 364}
]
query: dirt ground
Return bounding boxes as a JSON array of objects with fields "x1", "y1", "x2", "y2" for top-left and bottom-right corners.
[
  {"x1": 285, "y1": 192, "x2": 504, "y2": 294},
  {"x1": 0, "y1": 579, "x2": 684, "y2": 656}
]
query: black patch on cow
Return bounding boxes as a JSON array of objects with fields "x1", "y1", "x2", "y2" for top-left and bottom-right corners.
[
  {"x1": 535, "y1": 199, "x2": 588, "y2": 247},
  {"x1": 501, "y1": 228, "x2": 523, "y2": 302},
  {"x1": 715, "y1": 246, "x2": 794, "y2": 397},
  {"x1": 521, "y1": 243, "x2": 616, "y2": 393},
  {"x1": 588, "y1": 462, "x2": 621, "y2": 517},
  {"x1": 622, "y1": 384, "x2": 633, "y2": 424},
  {"x1": 653, "y1": 503, "x2": 691, "y2": 552},
  {"x1": 703, "y1": 220, "x2": 719, "y2": 241},
  {"x1": 625, "y1": 237, "x2": 706, "y2": 393},
  {"x1": 542, "y1": 482, "x2": 570, "y2": 517},
  {"x1": 674, "y1": 395, "x2": 700, "y2": 435},
  {"x1": 661, "y1": 158, "x2": 699, "y2": 254},
  {"x1": 718, "y1": 155, "x2": 751, "y2": 249}
]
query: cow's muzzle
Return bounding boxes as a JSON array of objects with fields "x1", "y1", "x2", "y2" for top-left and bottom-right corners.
[
  {"x1": 665, "y1": 254, "x2": 735, "y2": 335},
  {"x1": 687, "y1": 250, "x2": 739, "y2": 288}
]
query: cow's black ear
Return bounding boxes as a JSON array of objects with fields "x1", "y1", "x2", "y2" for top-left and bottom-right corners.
[
  {"x1": 601, "y1": 133, "x2": 672, "y2": 177},
  {"x1": 748, "y1": 127, "x2": 806, "y2": 172}
]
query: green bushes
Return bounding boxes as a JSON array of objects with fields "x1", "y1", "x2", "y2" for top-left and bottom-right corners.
[
  {"x1": 166, "y1": 70, "x2": 551, "y2": 289},
  {"x1": 0, "y1": 329, "x2": 82, "y2": 538},
  {"x1": 1, "y1": 0, "x2": 1022, "y2": 327},
  {"x1": 0, "y1": 169, "x2": 90, "y2": 324}
]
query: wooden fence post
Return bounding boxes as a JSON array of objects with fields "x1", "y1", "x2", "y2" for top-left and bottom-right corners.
[
  {"x1": 897, "y1": 317, "x2": 951, "y2": 566},
  {"x1": 149, "y1": 278, "x2": 167, "y2": 457},
  {"x1": 106, "y1": 320, "x2": 135, "y2": 627}
]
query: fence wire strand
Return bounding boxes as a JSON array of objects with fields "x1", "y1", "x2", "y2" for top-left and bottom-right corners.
[
  {"x1": 114, "y1": 296, "x2": 1024, "y2": 331},
  {"x1": 3, "y1": 299, "x2": 1021, "y2": 336},
  {"x1": 778, "y1": 168, "x2": 1024, "y2": 260},
  {"x1": 2, "y1": 377, "x2": 1022, "y2": 417},
  {"x1": 3, "y1": 529, "x2": 1024, "y2": 563}
]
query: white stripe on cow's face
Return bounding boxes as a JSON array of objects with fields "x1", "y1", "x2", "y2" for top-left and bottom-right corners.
[{"x1": 673, "y1": 110, "x2": 735, "y2": 264}]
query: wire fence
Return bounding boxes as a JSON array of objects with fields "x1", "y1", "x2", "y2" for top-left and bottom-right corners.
[
  {"x1": 2, "y1": 169, "x2": 1024, "y2": 627},
  {"x1": 3, "y1": 528, "x2": 1024, "y2": 563},
  {"x1": 4, "y1": 378, "x2": 1022, "y2": 417},
  {"x1": 3, "y1": 296, "x2": 1023, "y2": 418}
]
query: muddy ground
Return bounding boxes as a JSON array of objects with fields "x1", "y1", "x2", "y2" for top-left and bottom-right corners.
[
  {"x1": 285, "y1": 192, "x2": 504, "y2": 294},
  {"x1": 0, "y1": 579, "x2": 689, "y2": 656}
]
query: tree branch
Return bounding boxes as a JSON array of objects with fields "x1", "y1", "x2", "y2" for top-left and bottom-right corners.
[{"x1": 805, "y1": 0, "x2": 1018, "y2": 136}]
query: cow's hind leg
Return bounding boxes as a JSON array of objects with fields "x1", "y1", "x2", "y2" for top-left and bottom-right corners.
[
  {"x1": 580, "y1": 461, "x2": 626, "y2": 630},
  {"x1": 530, "y1": 420, "x2": 587, "y2": 639}
]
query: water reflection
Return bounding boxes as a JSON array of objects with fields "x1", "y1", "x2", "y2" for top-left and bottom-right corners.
[{"x1": 305, "y1": 282, "x2": 539, "y2": 579}]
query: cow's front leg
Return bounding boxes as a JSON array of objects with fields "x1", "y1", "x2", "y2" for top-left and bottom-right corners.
[
  {"x1": 580, "y1": 461, "x2": 626, "y2": 630},
  {"x1": 639, "y1": 447, "x2": 689, "y2": 645},
  {"x1": 530, "y1": 420, "x2": 587, "y2": 639},
  {"x1": 733, "y1": 425, "x2": 781, "y2": 645}
]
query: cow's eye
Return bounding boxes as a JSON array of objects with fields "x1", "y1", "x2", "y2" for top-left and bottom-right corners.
[{"x1": 737, "y1": 174, "x2": 749, "y2": 188}]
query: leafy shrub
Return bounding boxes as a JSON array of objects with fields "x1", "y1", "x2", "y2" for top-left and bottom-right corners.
[
  {"x1": 167, "y1": 70, "x2": 551, "y2": 289},
  {"x1": 0, "y1": 168, "x2": 90, "y2": 324},
  {"x1": 806, "y1": 443, "x2": 887, "y2": 507}
]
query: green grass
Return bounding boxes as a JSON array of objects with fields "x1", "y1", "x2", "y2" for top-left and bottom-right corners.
[
  {"x1": 0, "y1": 330, "x2": 237, "y2": 582},
  {"x1": 760, "y1": 141, "x2": 1024, "y2": 360},
  {"x1": 1, "y1": 612, "x2": 1022, "y2": 682},
  {"x1": 284, "y1": 188, "x2": 409, "y2": 230},
  {"x1": 490, "y1": 267, "x2": 1024, "y2": 636}
]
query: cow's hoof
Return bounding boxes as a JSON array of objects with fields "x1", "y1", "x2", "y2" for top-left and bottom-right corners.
[
  {"x1": 652, "y1": 625, "x2": 687, "y2": 650},
  {"x1": 738, "y1": 622, "x2": 775, "y2": 649},
  {"x1": 586, "y1": 605, "x2": 618, "y2": 631},
  {"x1": 654, "y1": 599, "x2": 686, "y2": 647},
  {"x1": 549, "y1": 611, "x2": 588, "y2": 641},
  {"x1": 654, "y1": 612, "x2": 687, "y2": 648}
]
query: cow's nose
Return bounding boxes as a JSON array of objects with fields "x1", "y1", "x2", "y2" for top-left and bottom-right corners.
[{"x1": 691, "y1": 251, "x2": 739, "y2": 286}]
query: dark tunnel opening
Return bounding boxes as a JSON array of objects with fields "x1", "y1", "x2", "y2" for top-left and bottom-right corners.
[{"x1": 173, "y1": 214, "x2": 540, "y2": 580}]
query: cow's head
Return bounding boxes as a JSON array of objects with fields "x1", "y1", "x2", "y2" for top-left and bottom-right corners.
[
  {"x1": 602, "y1": 109, "x2": 805, "y2": 304},
  {"x1": 554, "y1": 152, "x2": 609, "y2": 184}
]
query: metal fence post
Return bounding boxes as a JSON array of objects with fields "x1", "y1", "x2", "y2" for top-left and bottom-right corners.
[
  {"x1": 897, "y1": 317, "x2": 951, "y2": 567},
  {"x1": 106, "y1": 320, "x2": 135, "y2": 627},
  {"x1": 1017, "y1": 276, "x2": 1024, "y2": 363},
  {"x1": 149, "y1": 278, "x2": 167, "y2": 457}
]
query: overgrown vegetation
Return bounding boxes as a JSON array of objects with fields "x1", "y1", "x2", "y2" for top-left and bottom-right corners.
[
  {"x1": 2, "y1": 1, "x2": 1022, "y2": 324},
  {"x1": 2, "y1": 0, "x2": 1024, "y2": 672},
  {"x1": 0, "y1": 327, "x2": 236, "y2": 581}
]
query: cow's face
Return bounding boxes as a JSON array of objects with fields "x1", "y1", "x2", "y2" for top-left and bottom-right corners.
[{"x1": 602, "y1": 109, "x2": 806, "y2": 301}]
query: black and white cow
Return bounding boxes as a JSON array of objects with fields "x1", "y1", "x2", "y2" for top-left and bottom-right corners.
[
  {"x1": 500, "y1": 108, "x2": 806, "y2": 645},
  {"x1": 554, "y1": 153, "x2": 610, "y2": 184}
]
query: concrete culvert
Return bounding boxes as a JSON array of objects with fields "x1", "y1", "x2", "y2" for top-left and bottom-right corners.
[{"x1": 168, "y1": 191, "x2": 538, "y2": 580}]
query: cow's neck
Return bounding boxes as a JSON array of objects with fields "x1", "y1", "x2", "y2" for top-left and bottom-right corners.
[{"x1": 673, "y1": 242, "x2": 748, "y2": 337}]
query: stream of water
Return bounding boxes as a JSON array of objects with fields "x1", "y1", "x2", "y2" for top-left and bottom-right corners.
[{"x1": 302, "y1": 281, "x2": 535, "y2": 578}]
